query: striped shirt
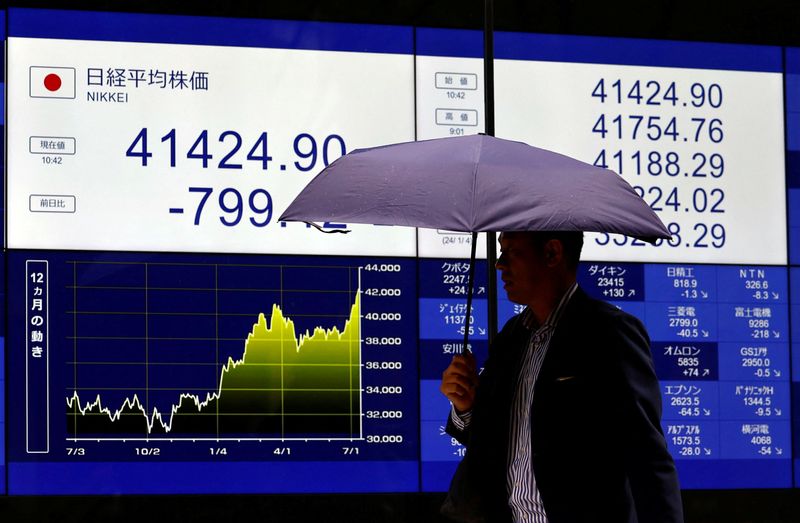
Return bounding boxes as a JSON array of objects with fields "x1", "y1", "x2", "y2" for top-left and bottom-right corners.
[
  {"x1": 450, "y1": 282, "x2": 578, "y2": 523},
  {"x1": 507, "y1": 282, "x2": 577, "y2": 523}
]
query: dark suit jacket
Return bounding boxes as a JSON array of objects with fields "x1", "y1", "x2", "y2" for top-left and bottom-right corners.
[{"x1": 442, "y1": 288, "x2": 683, "y2": 523}]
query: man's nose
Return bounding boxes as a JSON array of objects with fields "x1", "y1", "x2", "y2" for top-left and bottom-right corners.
[{"x1": 495, "y1": 254, "x2": 507, "y2": 269}]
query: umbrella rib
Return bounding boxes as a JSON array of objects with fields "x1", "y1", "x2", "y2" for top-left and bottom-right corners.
[{"x1": 470, "y1": 137, "x2": 482, "y2": 230}]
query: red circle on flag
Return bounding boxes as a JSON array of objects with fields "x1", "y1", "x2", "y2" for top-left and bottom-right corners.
[{"x1": 44, "y1": 73, "x2": 62, "y2": 92}]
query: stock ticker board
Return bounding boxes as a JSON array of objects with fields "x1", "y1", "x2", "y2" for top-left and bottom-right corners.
[
  {"x1": 5, "y1": 8, "x2": 420, "y2": 495},
  {"x1": 415, "y1": 28, "x2": 792, "y2": 491},
  {"x1": 2, "y1": 7, "x2": 799, "y2": 494}
]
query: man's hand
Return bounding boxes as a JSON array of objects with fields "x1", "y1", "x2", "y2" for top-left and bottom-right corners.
[{"x1": 440, "y1": 351, "x2": 479, "y2": 413}]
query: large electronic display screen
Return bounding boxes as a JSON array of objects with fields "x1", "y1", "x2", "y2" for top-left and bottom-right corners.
[
  {"x1": 494, "y1": 31, "x2": 790, "y2": 489},
  {"x1": 4, "y1": 8, "x2": 419, "y2": 495},
  {"x1": 2, "y1": 7, "x2": 800, "y2": 497},
  {"x1": 415, "y1": 29, "x2": 792, "y2": 491},
  {"x1": 6, "y1": 9, "x2": 416, "y2": 257},
  {"x1": 495, "y1": 33, "x2": 786, "y2": 266}
]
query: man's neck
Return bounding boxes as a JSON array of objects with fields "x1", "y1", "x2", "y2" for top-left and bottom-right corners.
[{"x1": 527, "y1": 277, "x2": 576, "y2": 326}]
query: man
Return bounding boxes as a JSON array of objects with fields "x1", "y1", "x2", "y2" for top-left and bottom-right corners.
[{"x1": 440, "y1": 231, "x2": 683, "y2": 523}]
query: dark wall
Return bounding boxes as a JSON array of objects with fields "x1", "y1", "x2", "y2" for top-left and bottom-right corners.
[
  {"x1": 5, "y1": 0, "x2": 800, "y2": 46},
  {"x1": 1, "y1": 490, "x2": 800, "y2": 523}
]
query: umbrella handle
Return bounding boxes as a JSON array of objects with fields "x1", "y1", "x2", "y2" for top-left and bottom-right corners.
[{"x1": 462, "y1": 232, "x2": 478, "y2": 354}]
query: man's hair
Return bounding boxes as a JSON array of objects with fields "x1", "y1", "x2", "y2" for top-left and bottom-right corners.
[
  {"x1": 533, "y1": 231, "x2": 583, "y2": 271},
  {"x1": 503, "y1": 230, "x2": 584, "y2": 271}
]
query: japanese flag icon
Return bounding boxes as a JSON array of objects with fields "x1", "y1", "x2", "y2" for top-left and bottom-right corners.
[{"x1": 30, "y1": 66, "x2": 76, "y2": 99}]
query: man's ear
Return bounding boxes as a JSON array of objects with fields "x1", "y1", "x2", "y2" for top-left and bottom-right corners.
[{"x1": 543, "y1": 239, "x2": 564, "y2": 267}]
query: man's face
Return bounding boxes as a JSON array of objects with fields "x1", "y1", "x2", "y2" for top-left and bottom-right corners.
[{"x1": 495, "y1": 233, "x2": 549, "y2": 305}]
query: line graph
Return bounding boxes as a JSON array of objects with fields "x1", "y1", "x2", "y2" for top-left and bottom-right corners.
[{"x1": 63, "y1": 260, "x2": 363, "y2": 441}]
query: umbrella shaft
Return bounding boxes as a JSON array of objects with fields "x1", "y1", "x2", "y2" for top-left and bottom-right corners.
[
  {"x1": 486, "y1": 231, "x2": 498, "y2": 347},
  {"x1": 484, "y1": 0, "x2": 495, "y2": 137},
  {"x1": 463, "y1": 231, "x2": 479, "y2": 354}
]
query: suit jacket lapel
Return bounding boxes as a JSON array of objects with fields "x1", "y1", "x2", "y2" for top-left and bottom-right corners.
[{"x1": 536, "y1": 287, "x2": 588, "y2": 385}]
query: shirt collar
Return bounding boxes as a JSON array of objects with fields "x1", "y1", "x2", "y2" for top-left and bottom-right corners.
[{"x1": 520, "y1": 281, "x2": 579, "y2": 331}]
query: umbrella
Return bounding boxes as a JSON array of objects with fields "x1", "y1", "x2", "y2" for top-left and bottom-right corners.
[
  {"x1": 279, "y1": 133, "x2": 670, "y2": 352},
  {"x1": 280, "y1": 134, "x2": 668, "y2": 238}
]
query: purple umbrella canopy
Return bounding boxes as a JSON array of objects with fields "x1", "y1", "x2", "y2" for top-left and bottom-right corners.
[{"x1": 280, "y1": 134, "x2": 670, "y2": 241}]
